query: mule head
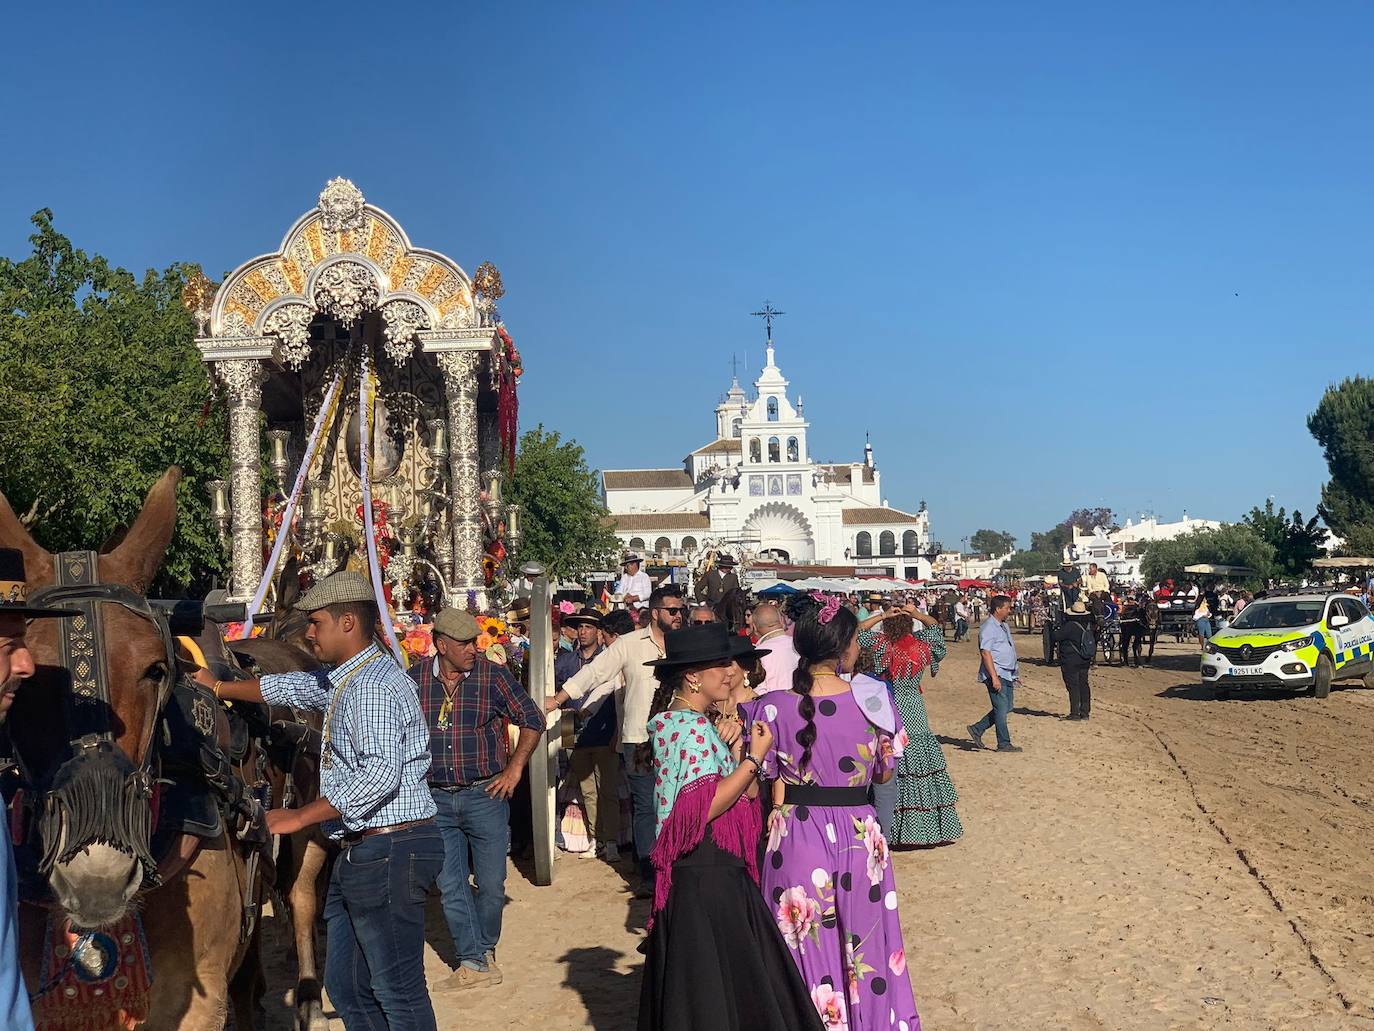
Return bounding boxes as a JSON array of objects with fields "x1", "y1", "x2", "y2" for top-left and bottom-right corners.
[{"x1": 0, "y1": 468, "x2": 181, "y2": 929}]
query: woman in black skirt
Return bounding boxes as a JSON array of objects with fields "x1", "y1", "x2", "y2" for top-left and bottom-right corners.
[{"x1": 638, "y1": 624, "x2": 824, "y2": 1031}]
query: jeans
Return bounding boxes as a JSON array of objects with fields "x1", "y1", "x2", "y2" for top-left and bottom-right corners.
[
  {"x1": 324, "y1": 824, "x2": 443, "y2": 1031},
  {"x1": 972, "y1": 676, "x2": 1016, "y2": 748},
  {"x1": 621, "y1": 743, "x2": 658, "y2": 884},
  {"x1": 432, "y1": 784, "x2": 510, "y2": 969},
  {"x1": 871, "y1": 773, "x2": 898, "y2": 837},
  {"x1": 1060, "y1": 661, "x2": 1090, "y2": 717},
  {"x1": 954, "y1": 617, "x2": 968, "y2": 641}
]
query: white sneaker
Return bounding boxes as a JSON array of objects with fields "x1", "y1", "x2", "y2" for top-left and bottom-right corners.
[{"x1": 573, "y1": 845, "x2": 598, "y2": 859}]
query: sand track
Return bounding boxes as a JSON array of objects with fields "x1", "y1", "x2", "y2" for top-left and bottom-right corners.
[{"x1": 254, "y1": 632, "x2": 1373, "y2": 1029}]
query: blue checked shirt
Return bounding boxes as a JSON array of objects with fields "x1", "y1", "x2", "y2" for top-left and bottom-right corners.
[{"x1": 261, "y1": 644, "x2": 436, "y2": 839}]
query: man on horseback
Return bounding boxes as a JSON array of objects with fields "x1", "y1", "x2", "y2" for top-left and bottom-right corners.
[
  {"x1": 198, "y1": 571, "x2": 441, "y2": 1031},
  {"x1": 695, "y1": 552, "x2": 740, "y2": 608},
  {"x1": 0, "y1": 548, "x2": 76, "y2": 1031}
]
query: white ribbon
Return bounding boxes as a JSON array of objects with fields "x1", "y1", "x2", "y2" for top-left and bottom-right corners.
[
  {"x1": 233, "y1": 368, "x2": 344, "y2": 640},
  {"x1": 359, "y1": 348, "x2": 406, "y2": 663}
]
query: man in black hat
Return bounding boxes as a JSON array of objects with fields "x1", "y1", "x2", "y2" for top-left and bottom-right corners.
[
  {"x1": 0, "y1": 549, "x2": 76, "y2": 1031},
  {"x1": 617, "y1": 554, "x2": 653, "y2": 611},
  {"x1": 694, "y1": 553, "x2": 740, "y2": 608}
]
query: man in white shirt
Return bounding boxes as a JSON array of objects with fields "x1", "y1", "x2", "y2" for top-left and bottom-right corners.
[
  {"x1": 616, "y1": 554, "x2": 653, "y2": 610},
  {"x1": 1083, "y1": 563, "x2": 1111, "y2": 596},
  {"x1": 752, "y1": 603, "x2": 799, "y2": 693},
  {"x1": 544, "y1": 585, "x2": 685, "y2": 896},
  {"x1": 954, "y1": 597, "x2": 971, "y2": 641}
]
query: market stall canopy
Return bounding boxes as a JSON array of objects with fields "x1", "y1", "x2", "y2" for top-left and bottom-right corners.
[
  {"x1": 1183, "y1": 564, "x2": 1257, "y2": 576},
  {"x1": 756, "y1": 581, "x2": 801, "y2": 596},
  {"x1": 1312, "y1": 557, "x2": 1374, "y2": 570},
  {"x1": 959, "y1": 579, "x2": 993, "y2": 590}
]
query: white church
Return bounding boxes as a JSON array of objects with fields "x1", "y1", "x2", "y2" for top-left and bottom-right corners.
[{"x1": 601, "y1": 340, "x2": 932, "y2": 577}]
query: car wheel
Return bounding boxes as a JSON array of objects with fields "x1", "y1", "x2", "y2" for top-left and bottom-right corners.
[
  {"x1": 1313, "y1": 655, "x2": 1333, "y2": 699},
  {"x1": 1362, "y1": 671, "x2": 1374, "y2": 691}
]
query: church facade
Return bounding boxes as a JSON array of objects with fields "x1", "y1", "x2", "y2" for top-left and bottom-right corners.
[{"x1": 601, "y1": 343, "x2": 932, "y2": 576}]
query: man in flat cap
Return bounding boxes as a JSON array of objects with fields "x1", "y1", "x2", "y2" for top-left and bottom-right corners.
[
  {"x1": 0, "y1": 549, "x2": 75, "y2": 1031},
  {"x1": 196, "y1": 571, "x2": 440, "y2": 1029},
  {"x1": 411, "y1": 606, "x2": 545, "y2": 992}
]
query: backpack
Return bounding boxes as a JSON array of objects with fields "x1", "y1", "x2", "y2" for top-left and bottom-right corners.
[{"x1": 1068, "y1": 621, "x2": 1095, "y2": 662}]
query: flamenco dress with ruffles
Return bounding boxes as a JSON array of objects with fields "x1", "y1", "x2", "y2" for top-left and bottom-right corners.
[
  {"x1": 638, "y1": 710, "x2": 823, "y2": 1031},
  {"x1": 859, "y1": 626, "x2": 962, "y2": 846}
]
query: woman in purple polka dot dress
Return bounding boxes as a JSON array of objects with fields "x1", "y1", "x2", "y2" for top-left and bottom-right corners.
[{"x1": 744, "y1": 594, "x2": 921, "y2": 1031}]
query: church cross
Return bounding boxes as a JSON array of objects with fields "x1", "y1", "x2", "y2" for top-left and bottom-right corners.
[
  {"x1": 750, "y1": 302, "x2": 785, "y2": 343},
  {"x1": 729, "y1": 353, "x2": 742, "y2": 380}
]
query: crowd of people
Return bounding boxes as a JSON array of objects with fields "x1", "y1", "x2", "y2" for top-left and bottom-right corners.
[{"x1": 0, "y1": 542, "x2": 1043, "y2": 1031}]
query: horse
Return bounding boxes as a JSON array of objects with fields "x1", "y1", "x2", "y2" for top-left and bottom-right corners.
[
  {"x1": 0, "y1": 468, "x2": 272, "y2": 1029},
  {"x1": 713, "y1": 586, "x2": 751, "y2": 635}
]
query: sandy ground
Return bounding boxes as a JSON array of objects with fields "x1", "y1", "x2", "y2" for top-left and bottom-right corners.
[{"x1": 257, "y1": 630, "x2": 1374, "y2": 1030}]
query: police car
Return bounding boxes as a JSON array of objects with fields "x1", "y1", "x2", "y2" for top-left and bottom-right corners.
[{"x1": 1201, "y1": 592, "x2": 1374, "y2": 699}]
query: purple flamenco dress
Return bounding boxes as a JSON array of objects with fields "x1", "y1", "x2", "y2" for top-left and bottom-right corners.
[
  {"x1": 747, "y1": 686, "x2": 921, "y2": 1031},
  {"x1": 637, "y1": 710, "x2": 824, "y2": 1031}
]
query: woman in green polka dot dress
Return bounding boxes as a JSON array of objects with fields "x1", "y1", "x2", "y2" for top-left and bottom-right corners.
[{"x1": 857, "y1": 607, "x2": 962, "y2": 847}]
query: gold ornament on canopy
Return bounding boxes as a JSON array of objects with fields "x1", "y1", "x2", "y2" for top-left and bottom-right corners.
[
  {"x1": 181, "y1": 268, "x2": 217, "y2": 338},
  {"x1": 473, "y1": 262, "x2": 505, "y2": 301}
]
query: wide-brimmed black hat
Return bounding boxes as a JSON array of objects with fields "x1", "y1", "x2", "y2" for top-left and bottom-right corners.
[
  {"x1": 716, "y1": 554, "x2": 736, "y2": 567},
  {"x1": 0, "y1": 548, "x2": 78, "y2": 619},
  {"x1": 563, "y1": 608, "x2": 603, "y2": 629},
  {"x1": 728, "y1": 633, "x2": 772, "y2": 665},
  {"x1": 622, "y1": 553, "x2": 644, "y2": 566},
  {"x1": 645, "y1": 623, "x2": 741, "y2": 668}
]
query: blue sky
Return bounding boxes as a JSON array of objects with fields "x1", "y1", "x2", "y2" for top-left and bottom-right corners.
[{"x1": 4, "y1": 2, "x2": 1372, "y2": 550}]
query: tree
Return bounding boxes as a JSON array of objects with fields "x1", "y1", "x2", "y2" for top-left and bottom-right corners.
[
  {"x1": 1000, "y1": 550, "x2": 1058, "y2": 576},
  {"x1": 0, "y1": 211, "x2": 227, "y2": 594},
  {"x1": 1138, "y1": 525, "x2": 1275, "y2": 587},
  {"x1": 508, "y1": 424, "x2": 620, "y2": 581},
  {"x1": 970, "y1": 529, "x2": 1016, "y2": 557},
  {"x1": 1025, "y1": 507, "x2": 1117, "y2": 562},
  {"x1": 1066, "y1": 507, "x2": 1119, "y2": 533},
  {"x1": 1242, "y1": 500, "x2": 1327, "y2": 576},
  {"x1": 1309, "y1": 377, "x2": 1374, "y2": 553}
]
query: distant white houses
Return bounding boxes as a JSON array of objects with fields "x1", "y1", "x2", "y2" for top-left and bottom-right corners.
[{"x1": 1070, "y1": 513, "x2": 1224, "y2": 582}]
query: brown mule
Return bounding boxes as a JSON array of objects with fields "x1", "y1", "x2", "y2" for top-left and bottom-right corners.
[{"x1": 1, "y1": 469, "x2": 261, "y2": 1030}]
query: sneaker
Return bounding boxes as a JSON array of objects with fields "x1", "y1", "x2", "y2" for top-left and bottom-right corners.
[
  {"x1": 573, "y1": 845, "x2": 598, "y2": 859},
  {"x1": 484, "y1": 952, "x2": 503, "y2": 984},
  {"x1": 967, "y1": 723, "x2": 986, "y2": 749},
  {"x1": 435, "y1": 964, "x2": 500, "y2": 992},
  {"x1": 996, "y1": 744, "x2": 1024, "y2": 753},
  {"x1": 600, "y1": 842, "x2": 621, "y2": 862}
]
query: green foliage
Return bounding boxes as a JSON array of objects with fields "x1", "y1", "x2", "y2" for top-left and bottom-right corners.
[
  {"x1": 1309, "y1": 377, "x2": 1374, "y2": 552},
  {"x1": 1000, "y1": 549, "x2": 1058, "y2": 576},
  {"x1": 970, "y1": 529, "x2": 1016, "y2": 557},
  {"x1": 1138, "y1": 525, "x2": 1275, "y2": 587},
  {"x1": 1025, "y1": 507, "x2": 1118, "y2": 562},
  {"x1": 1241, "y1": 499, "x2": 1327, "y2": 576},
  {"x1": 0, "y1": 211, "x2": 226, "y2": 594},
  {"x1": 508, "y1": 424, "x2": 619, "y2": 581}
]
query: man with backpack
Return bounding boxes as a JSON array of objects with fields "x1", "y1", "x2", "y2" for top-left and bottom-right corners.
[{"x1": 1053, "y1": 600, "x2": 1096, "y2": 720}]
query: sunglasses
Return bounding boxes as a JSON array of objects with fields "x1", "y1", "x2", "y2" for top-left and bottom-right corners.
[
  {"x1": 690, "y1": 615, "x2": 715, "y2": 625},
  {"x1": 655, "y1": 605, "x2": 687, "y2": 615}
]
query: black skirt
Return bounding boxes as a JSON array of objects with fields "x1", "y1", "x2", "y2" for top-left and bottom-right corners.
[{"x1": 638, "y1": 835, "x2": 825, "y2": 1031}]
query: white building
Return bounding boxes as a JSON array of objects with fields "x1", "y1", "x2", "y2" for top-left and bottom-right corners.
[
  {"x1": 1070, "y1": 513, "x2": 1224, "y2": 582},
  {"x1": 602, "y1": 342, "x2": 932, "y2": 576}
]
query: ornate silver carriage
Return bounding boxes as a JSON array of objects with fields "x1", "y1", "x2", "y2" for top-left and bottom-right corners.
[{"x1": 187, "y1": 178, "x2": 521, "y2": 636}]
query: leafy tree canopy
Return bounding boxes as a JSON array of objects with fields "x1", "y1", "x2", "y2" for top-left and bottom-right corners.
[
  {"x1": 1241, "y1": 499, "x2": 1327, "y2": 576},
  {"x1": 1138, "y1": 525, "x2": 1275, "y2": 587},
  {"x1": 1023, "y1": 507, "x2": 1118, "y2": 562},
  {"x1": 970, "y1": 529, "x2": 1016, "y2": 557},
  {"x1": 1000, "y1": 550, "x2": 1059, "y2": 576},
  {"x1": 0, "y1": 211, "x2": 226, "y2": 594},
  {"x1": 508, "y1": 424, "x2": 619, "y2": 581},
  {"x1": 1309, "y1": 377, "x2": 1374, "y2": 553}
]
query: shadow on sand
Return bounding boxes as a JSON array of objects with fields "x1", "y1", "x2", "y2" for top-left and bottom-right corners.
[{"x1": 558, "y1": 945, "x2": 641, "y2": 1031}]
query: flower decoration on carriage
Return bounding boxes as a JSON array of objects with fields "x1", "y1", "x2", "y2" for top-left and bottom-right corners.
[
  {"x1": 497, "y1": 325, "x2": 523, "y2": 380},
  {"x1": 402, "y1": 624, "x2": 435, "y2": 661}
]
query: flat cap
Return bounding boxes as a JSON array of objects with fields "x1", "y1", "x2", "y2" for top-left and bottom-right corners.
[
  {"x1": 434, "y1": 607, "x2": 480, "y2": 642},
  {"x1": 297, "y1": 571, "x2": 377, "y2": 612}
]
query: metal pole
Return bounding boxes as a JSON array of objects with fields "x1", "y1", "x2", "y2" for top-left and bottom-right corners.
[{"x1": 522, "y1": 561, "x2": 556, "y2": 886}]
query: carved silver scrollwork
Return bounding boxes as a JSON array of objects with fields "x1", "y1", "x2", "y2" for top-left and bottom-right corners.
[
  {"x1": 438, "y1": 351, "x2": 483, "y2": 595},
  {"x1": 313, "y1": 261, "x2": 380, "y2": 327},
  {"x1": 380, "y1": 300, "x2": 429, "y2": 365},
  {"x1": 263, "y1": 302, "x2": 315, "y2": 369},
  {"x1": 213, "y1": 359, "x2": 268, "y2": 599},
  {"x1": 439, "y1": 306, "x2": 474, "y2": 330},
  {"x1": 318, "y1": 177, "x2": 367, "y2": 234}
]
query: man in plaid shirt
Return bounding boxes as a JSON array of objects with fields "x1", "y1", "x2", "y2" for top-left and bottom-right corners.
[{"x1": 412, "y1": 607, "x2": 545, "y2": 992}]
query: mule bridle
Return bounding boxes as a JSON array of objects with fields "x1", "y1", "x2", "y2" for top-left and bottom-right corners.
[{"x1": 21, "y1": 550, "x2": 179, "y2": 887}]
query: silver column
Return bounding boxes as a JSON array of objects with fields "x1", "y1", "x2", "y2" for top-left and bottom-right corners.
[
  {"x1": 439, "y1": 350, "x2": 484, "y2": 603},
  {"x1": 522, "y1": 561, "x2": 555, "y2": 886},
  {"x1": 214, "y1": 358, "x2": 268, "y2": 599}
]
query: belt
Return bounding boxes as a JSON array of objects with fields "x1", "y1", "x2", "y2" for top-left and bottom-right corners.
[
  {"x1": 341, "y1": 817, "x2": 434, "y2": 845},
  {"x1": 782, "y1": 784, "x2": 869, "y2": 807}
]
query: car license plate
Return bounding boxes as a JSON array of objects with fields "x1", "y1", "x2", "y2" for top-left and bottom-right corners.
[{"x1": 1230, "y1": 666, "x2": 1263, "y2": 676}]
